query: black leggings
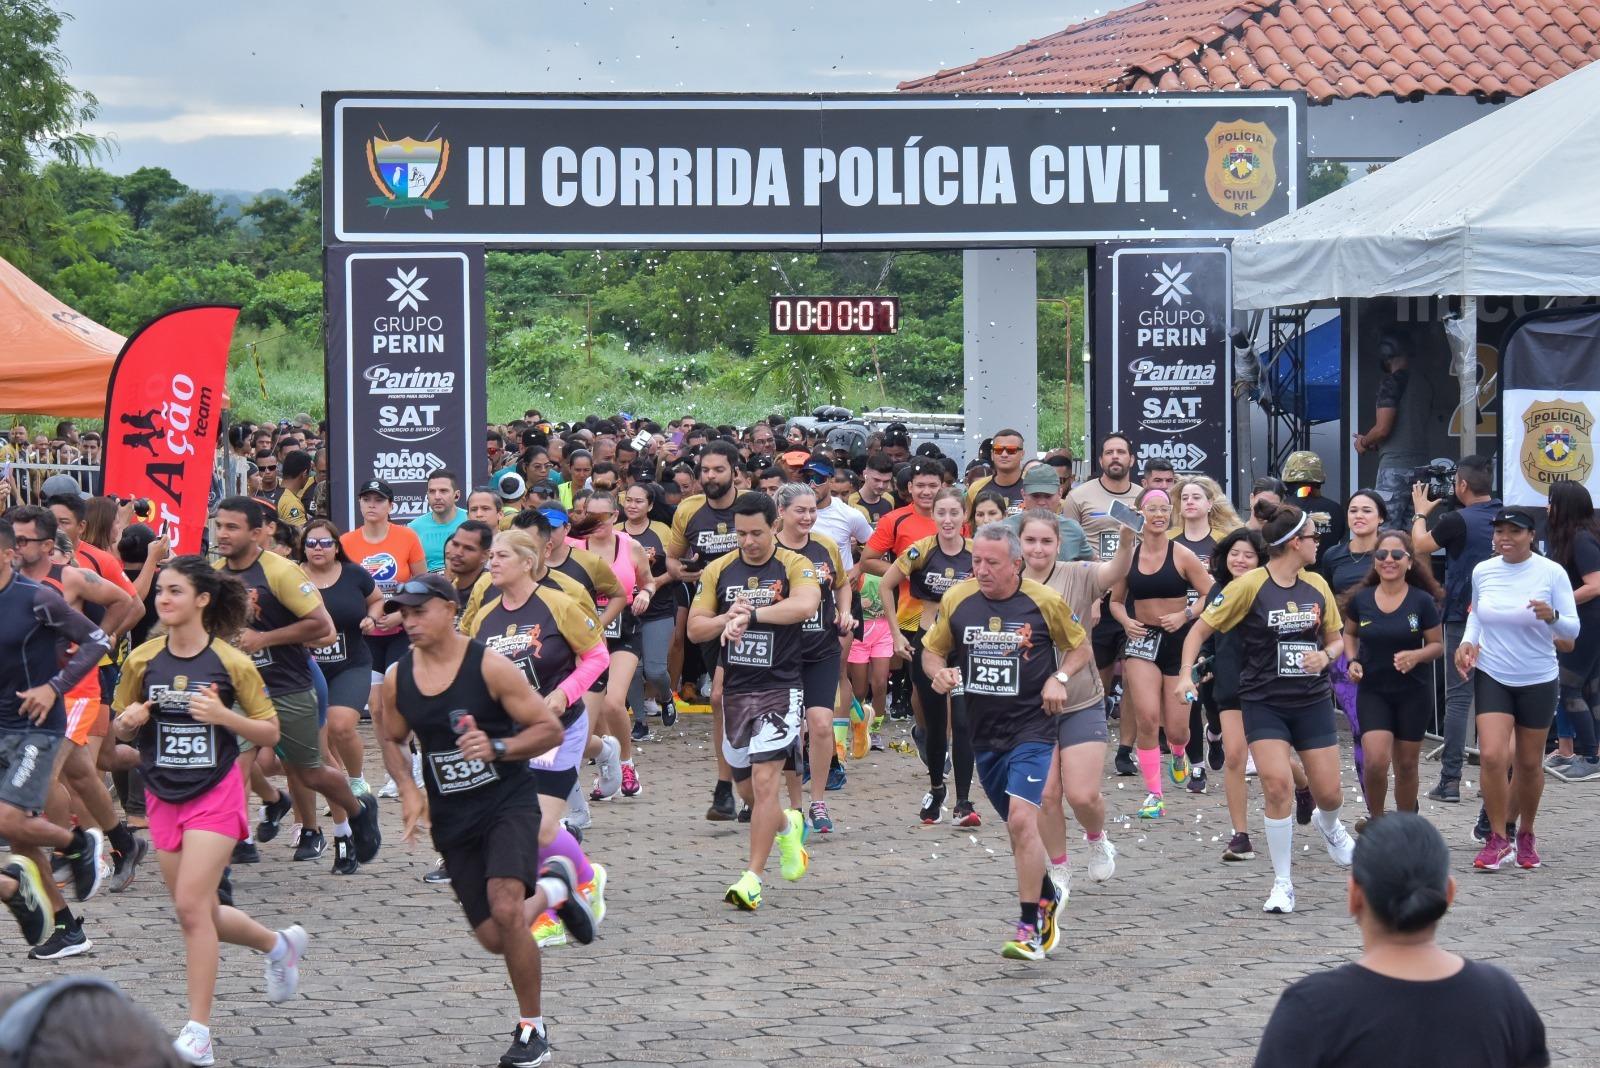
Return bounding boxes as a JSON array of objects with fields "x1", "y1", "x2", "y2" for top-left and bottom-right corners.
[
  {"x1": 910, "y1": 633, "x2": 974, "y2": 802},
  {"x1": 1185, "y1": 679, "x2": 1221, "y2": 765}
]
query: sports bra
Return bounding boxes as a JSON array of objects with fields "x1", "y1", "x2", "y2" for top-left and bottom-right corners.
[{"x1": 1125, "y1": 540, "x2": 1189, "y2": 602}]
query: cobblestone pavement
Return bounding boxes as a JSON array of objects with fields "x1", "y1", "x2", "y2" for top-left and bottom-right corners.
[{"x1": 5, "y1": 713, "x2": 1597, "y2": 1067}]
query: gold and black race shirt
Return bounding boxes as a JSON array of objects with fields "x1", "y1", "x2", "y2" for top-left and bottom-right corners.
[
  {"x1": 667, "y1": 494, "x2": 738, "y2": 563},
  {"x1": 922, "y1": 578, "x2": 1086, "y2": 752},
  {"x1": 465, "y1": 585, "x2": 601, "y2": 727},
  {"x1": 114, "y1": 636, "x2": 276, "y2": 803},
  {"x1": 1200, "y1": 568, "x2": 1342, "y2": 709},
  {"x1": 215, "y1": 550, "x2": 323, "y2": 696},
  {"x1": 691, "y1": 548, "x2": 818, "y2": 693},
  {"x1": 896, "y1": 535, "x2": 974, "y2": 611},
  {"x1": 789, "y1": 533, "x2": 847, "y2": 663}
]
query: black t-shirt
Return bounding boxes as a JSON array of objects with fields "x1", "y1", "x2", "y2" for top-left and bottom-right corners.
[
  {"x1": 1321, "y1": 542, "x2": 1376, "y2": 595},
  {"x1": 1254, "y1": 959, "x2": 1548, "y2": 1068},
  {"x1": 1294, "y1": 490, "x2": 1347, "y2": 564},
  {"x1": 310, "y1": 563, "x2": 375, "y2": 676},
  {"x1": 1346, "y1": 585, "x2": 1440, "y2": 693},
  {"x1": 897, "y1": 535, "x2": 974, "y2": 608},
  {"x1": 1200, "y1": 568, "x2": 1342, "y2": 709},
  {"x1": 1560, "y1": 530, "x2": 1600, "y2": 658},
  {"x1": 467, "y1": 586, "x2": 601, "y2": 728},
  {"x1": 789, "y1": 535, "x2": 846, "y2": 664}
]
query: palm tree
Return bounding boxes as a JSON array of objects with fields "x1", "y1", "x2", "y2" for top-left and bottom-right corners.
[{"x1": 742, "y1": 333, "x2": 853, "y2": 411}]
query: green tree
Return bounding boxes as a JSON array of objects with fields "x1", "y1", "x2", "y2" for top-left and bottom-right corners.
[
  {"x1": 116, "y1": 166, "x2": 186, "y2": 229},
  {"x1": 743, "y1": 334, "x2": 852, "y2": 411},
  {"x1": 1307, "y1": 161, "x2": 1351, "y2": 203}
]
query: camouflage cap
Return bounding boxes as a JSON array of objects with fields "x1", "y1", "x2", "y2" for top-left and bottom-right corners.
[{"x1": 1281, "y1": 451, "x2": 1325, "y2": 484}]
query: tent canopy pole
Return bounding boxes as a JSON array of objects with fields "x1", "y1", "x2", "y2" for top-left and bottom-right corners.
[{"x1": 1458, "y1": 296, "x2": 1478, "y2": 461}]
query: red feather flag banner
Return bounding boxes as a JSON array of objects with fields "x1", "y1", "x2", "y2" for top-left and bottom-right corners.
[{"x1": 100, "y1": 305, "x2": 240, "y2": 555}]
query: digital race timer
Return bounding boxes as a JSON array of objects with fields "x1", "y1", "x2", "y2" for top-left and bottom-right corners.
[{"x1": 769, "y1": 296, "x2": 900, "y2": 335}]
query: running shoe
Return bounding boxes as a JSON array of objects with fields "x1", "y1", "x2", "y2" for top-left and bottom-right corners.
[
  {"x1": 870, "y1": 732, "x2": 885, "y2": 752},
  {"x1": 591, "y1": 735, "x2": 623, "y2": 800},
  {"x1": 231, "y1": 840, "x2": 260, "y2": 865},
  {"x1": 953, "y1": 800, "x2": 981, "y2": 827},
  {"x1": 330, "y1": 835, "x2": 359, "y2": 876},
  {"x1": 1001, "y1": 922, "x2": 1045, "y2": 961},
  {"x1": 255, "y1": 793, "x2": 293, "y2": 843},
  {"x1": 1474, "y1": 833, "x2": 1514, "y2": 872},
  {"x1": 583, "y1": 863, "x2": 608, "y2": 925},
  {"x1": 706, "y1": 788, "x2": 736, "y2": 822},
  {"x1": 1515, "y1": 831, "x2": 1541, "y2": 869},
  {"x1": 351, "y1": 797, "x2": 382, "y2": 864},
  {"x1": 173, "y1": 1022, "x2": 215, "y2": 1067},
  {"x1": 809, "y1": 801, "x2": 833, "y2": 834},
  {"x1": 540, "y1": 856, "x2": 596, "y2": 944},
  {"x1": 1426, "y1": 777, "x2": 1460, "y2": 803},
  {"x1": 65, "y1": 827, "x2": 106, "y2": 902},
  {"x1": 423, "y1": 859, "x2": 451, "y2": 885},
  {"x1": 826, "y1": 762, "x2": 846, "y2": 791},
  {"x1": 291, "y1": 828, "x2": 326, "y2": 861},
  {"x1": 620, "y1": 763, "x2": 641, "y2": 797},
  {"x1": 565, "y1": 782, "x2": 593, "y2": 829},
  {"x1": 630, "y1": 721, "x2": 650, "y2": 743},
  {"x1": 919, "y1": 785, "x2": 946, "y2": 825},
  {"x1": 1262, "y1": 878, "x2": 1295, "y2": 914},
  {"x1": 500, "y1": 1021, "x2": 551, "y2": 1068},
  {"x1": 1137, "y1": 793, "x2": 1165, "y2": 819},
  {"x1": 264, "y1": 925, "x2": 308, "y2": 1003},
  {"x1": 1563, "y1": 757, "x2": 1600, "y2": 782},
  {"x1": 1186, "y1": 766, "x2": 1207, "y2": 794},
  {"x1": 1, "y1": 859, "x2": 49, "y2": 945},
  {"x1": 1352, "y1": 815, "x2": 1370, "y2": 836},
  {"x1": 777, "y1": 809, "x2": 810, "y2": 881},
  {"x1": 736, "y1": 805, "x2": 752, "y2": 823},
  {"x1": 28, "y1": 921, "x2": 89, "y2": 960},
  {"x1": 1472, "y1": 807, "x2": 1491, "y2": 843},
  {"x1": 1037, "y1": 895, "x2": 1061, "y2": 954},
  {"x1": 1222, "y1": 832, "x2": 1256, "y2": 861},
  {"x1": 1206, "y1": 731, "x2": 1225, "y2": 771},
  {"x1": 724, "y1": 870, "x2": 762, "y2": 910},
  {"x1": 1113, "y1": 747, "x2": 1137, "y2": 776},
  {"x1": 377, "y1": 777, "x2": 401, "y2": 799},
  {"x1": 661, "y1": 696, "x2": 678, "y2": 727},
  {"x1": 1541, "y1": 749, "x2": 1571, "y2": 768},
  {"x1": 848, "y1": 702, "x2": 871, "y2": 760},
  {"x1": 641, "y1": 697, "x2": 661, "y2": 719},
  {"x1": 531, "y1": 911, "x2": 567, "y2": 948},
  {"x1": 1167, "y1": 753, "x2": 1190, "y2": 786},
  {"x1": 1085, "y1": 834, "x2": 1116, "y2": 882},
  {"x1": 1294, "y1": 787, "x2": 1313, "y2": 826},
  {"x1": 560, "y1": 819, "x2": 583, "y2": 844},
  {"x1": 110, "y1": 835, "x2": 148, "y2": 894},
  {"x1": 1318, "y1": 816, "x2": 1355, "y2": 866},
  {"x1": 50, "y1": 851, "x2": 69, "y2": 886}
]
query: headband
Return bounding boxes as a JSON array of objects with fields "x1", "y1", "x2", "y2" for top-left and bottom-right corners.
[{"x1": 1270, "y1": 521, "x2": 1309, "y2": 547}]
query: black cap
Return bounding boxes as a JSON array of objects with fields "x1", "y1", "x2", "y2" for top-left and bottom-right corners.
[
  {"x1": 358, "y1": 478, "x2": 395, "y2": 502},
  {"x1": 527, "y1": 481, "x2": 558, "y2": 498},
  {"x1": 1492, "y1": 507, "x2": 1537, "y2": 531},
  {"x1": 382, "y1": 573, "x2": 461, "y2": 613}
]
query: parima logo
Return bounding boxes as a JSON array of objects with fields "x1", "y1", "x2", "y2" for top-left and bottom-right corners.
[
  {"x1": 366, "y1": 127, "x2": 450, "y2": 218},
  {"x1": 1150, "y1": 262, "x2": 1192, "y2": 307},
  {"x1": 387, "y1": 268, "x2": 429, "y2": 313}
]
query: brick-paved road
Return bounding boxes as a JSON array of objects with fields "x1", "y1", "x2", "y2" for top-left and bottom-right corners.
[{"x1": 6, "y1": 713, "x2": 1597, "y2": 1067}]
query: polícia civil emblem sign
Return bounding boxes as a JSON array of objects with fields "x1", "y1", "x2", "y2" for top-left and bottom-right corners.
[
  {"x1": 1204, "y1": 120, "x2": 1277, "y2": 216},
  {"x1": 1519, "y1": 400, "x2": 1595, "y2": 494},
  {"x1": 366, "y1": 127, "x2": 450, "y2": 217}
]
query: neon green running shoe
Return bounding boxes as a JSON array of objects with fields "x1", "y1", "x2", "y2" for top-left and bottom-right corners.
[
  {"x1": 1002, "y1": 923, "x2": 1045, "y2": 961},
  {"x1": 531, "y1": 910, "x2": 566, "y2": 947},
  {"x1": 777, "y1": 809, "x2": 810, "y2": 882},
  {"x1": 1168, "y1": 753, "x2": 1190, "y2": 786},
  {"x1": 724, "y1": 870, "x2": 762, "y2": 910}
]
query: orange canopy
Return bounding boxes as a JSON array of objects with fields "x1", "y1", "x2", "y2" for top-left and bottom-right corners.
[{"x1": 0, "y1": 255, "x2": 125, "y2": 418}]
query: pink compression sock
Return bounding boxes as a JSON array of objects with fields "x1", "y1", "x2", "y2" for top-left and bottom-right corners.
[
  {"x1": 1136, "y1": 748, "x2": 1164, "y2": 796},
  {"x1": 540, "y1": 828, "x2": 595, "y2": 885}
]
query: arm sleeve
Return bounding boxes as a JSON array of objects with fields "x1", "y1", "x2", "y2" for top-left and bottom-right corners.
[
  {"x1": 1374, "y1": 373, "x2": 1402, "y2": 409},
  {"x1": 818, "y1": 537, "x2": 848, "y2": 590},
  {"x1": 1418, "y1": 592, "x2": 1440, "y2": 631},
  {"x1": 849, "y1": 509, "x2": 874, "y2": 545},
  {"x1": 580, "y1": 553, "x2": 624, "y2": 599},
  {"x1": 1549, "y1": 563, "x2": 1581, "y2": 642},
  {"x1": 666, "y1": 500, "x2": 694, "y2": 556},
  {"x1": 356, "y1": 568, "x2": 375, "y2": 598},
  {"x1": 462, "y1": 596, "x2": 498, "y2": 638},
  {"x1": 689, "y1": 557, "x2": 726, "y2": 615},
  {"x1": 559, "y1": 641, "x2": 611, "y2": 707},
  {"x1": 1252, "y1": 987, "x2": 1319, "y2": 1068},
  {"x1": 34, "y1": 586, "x2": 109, "y2": 695}
]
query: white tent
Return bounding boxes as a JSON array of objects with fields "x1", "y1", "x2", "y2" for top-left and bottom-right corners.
[{"x1": 1232, "y1": 59, "x2": 1600, "y2": 310}]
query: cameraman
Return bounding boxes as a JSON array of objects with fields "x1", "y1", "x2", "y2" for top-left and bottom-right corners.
[{"x1": 1410, "y1": 454, "x2": 1500, "y2": 803}]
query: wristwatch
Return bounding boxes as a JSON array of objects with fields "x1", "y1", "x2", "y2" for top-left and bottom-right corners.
[
  {"x1": 1052, "y1": 670, "x2": 1071, "y2": 686},
  {"x1": 490, "y1": 739, "x2": 508, "y2": 761}
]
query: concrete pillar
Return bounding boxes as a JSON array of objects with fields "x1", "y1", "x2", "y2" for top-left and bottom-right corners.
[{"x1": 963, "y1": 249, "x2": 1038, "y2": 453}]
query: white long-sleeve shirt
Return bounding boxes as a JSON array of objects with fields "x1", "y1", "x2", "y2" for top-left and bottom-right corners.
[{"x1": 1461, "y1": 553, "x2": 1580, "y2": 686}]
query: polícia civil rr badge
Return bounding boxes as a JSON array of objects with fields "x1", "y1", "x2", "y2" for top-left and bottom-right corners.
[
  {"x1": 1519, "y1": 400, "x2": 1595, "y2": 494},
  {"x1": 366, "y1": 128, "x2": 450, "y2": 217},
  {"x1": 1203, "y1": 120, "x2": 1277, "y2": 217}
]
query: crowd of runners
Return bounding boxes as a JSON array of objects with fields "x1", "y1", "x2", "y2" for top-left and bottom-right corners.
[{"x1": 0, "y1": 407, "x2": 1591, "y2": 1066}]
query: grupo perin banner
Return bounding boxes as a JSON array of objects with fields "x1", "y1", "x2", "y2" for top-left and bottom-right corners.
[
  {"x1": 100, "y1": 305, "x2": 239, "y2": 554},
  {"x1": 323, "y1": 92, "x2": 1303, "y2": 248},
  {"x1": 1500, "y1": 303, "x2": 1600, "y2": 508}
]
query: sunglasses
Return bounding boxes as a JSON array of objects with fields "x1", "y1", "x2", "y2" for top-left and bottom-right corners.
[
  {"x1": 1374, "y1": 548, "x2": 1410, "y2": 561},
  {"x1": 304, "y1": 537, "x2": 336, "y2": 550},
  {"x1": 257, "y1": 464, "x2": 278, "y2": 472},
  {"x1": 990, "y1": 445, "x2": 1023, "y2": 456},
  {"x1": 592, "y1": 482, "x2": 617, "y2": 492},
  {"x1": 803, "y1": 471, "x2": 828, "y2": 485},
  {"x1": 397, "y1": 579, "x2": 441, "y2": 596}
]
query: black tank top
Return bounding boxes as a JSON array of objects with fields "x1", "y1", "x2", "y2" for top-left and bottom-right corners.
[
  {"x1": 394, "y1": 639, "x2": 537, "y2": 846},
  {"x1": 1125, "y1": 540, "x2": 1189, "y2": 602}
]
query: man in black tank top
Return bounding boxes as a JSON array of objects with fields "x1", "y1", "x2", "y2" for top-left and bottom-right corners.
[{"x1": 376, "y1": 573, "x2": 597, "y2": 1068}]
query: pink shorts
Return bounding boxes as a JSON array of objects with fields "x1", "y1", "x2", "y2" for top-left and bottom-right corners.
[
  {"x1": 147, "y1": 765, "x2": 250, "y2": 852},
  {"x1": 849, "y1": 618, "x2": 895, "y2": 664}
]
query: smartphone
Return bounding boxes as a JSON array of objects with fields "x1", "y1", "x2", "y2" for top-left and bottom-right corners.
[
  {"x1": 1110, "y1": 499, "x2": 1145, "y2": 534},
  {"x1": 631, "y1": 429, "x2": 652, "y2": 452}
]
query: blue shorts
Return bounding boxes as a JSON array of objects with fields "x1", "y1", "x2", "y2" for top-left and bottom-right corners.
[{"x1": 975, "y1": 741, "x2": 1054, "y2": 820}]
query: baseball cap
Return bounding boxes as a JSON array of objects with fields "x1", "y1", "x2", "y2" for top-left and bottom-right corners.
[
  {"x1": 539, "y1": 505, "x2": 570, "y2": 527},
  {"x1": 358, "y1": 478, "x2": 395, "y2": 502},
  {"x1": 40, "y1": 474, "x2": 89, "y2": 501},
  {"x1": 1492, "y1": 507, "x2": 1537, "y2": 531},
  {"x1": 497, "y1": 472, "x2": 527, "y2": 500},
  {"x1": 527, "y1": 481, "x2": 558, "y2": 499},
  {"x1": 1023, "y1": 465, "x2": 1060, "y2": 494},
  {"x1": 382, "y1": 573, "x2": 461, "y2": 613},
  {"x1": 782, "y1": 450, "x2": 811, "y2": 467},
  {"x1": 802, "y1": 454, "x2": 835, "y2": 480}
]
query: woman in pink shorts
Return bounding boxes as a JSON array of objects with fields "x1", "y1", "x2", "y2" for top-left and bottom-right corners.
[
  {"x1": 848, "y1": 572, "x2": 894, "y2": 751},
  {"x1": 113, "y1": 556, "x2": 308, "y2": 1067}
]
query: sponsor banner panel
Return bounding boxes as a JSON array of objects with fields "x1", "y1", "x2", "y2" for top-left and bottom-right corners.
[
  {"x1": 1500, "y1": 302, "x2": 1600, "y2": 507},
  {"x1": 1093, "y1": 243, "x2": 1232, "y2": 494},
  {"x1": 323, "y1": 93, "x2": 1303, "y2": 247},
  {"x1": 325, "y1": 245, "x2": 485, "y2": 527}
]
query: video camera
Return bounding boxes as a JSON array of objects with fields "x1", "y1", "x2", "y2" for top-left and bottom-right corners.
[{"x1": 1412, "y1": 458, "x2": 1458, "y2": 503}]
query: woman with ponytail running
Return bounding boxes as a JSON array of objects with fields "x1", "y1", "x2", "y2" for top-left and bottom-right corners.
[
  {"x1": 112, "y1": 557, "x2": 307, "y2": 1066},
  {"x1": 1172, "y1": 477, "x2": 1240, "y2": 792}
]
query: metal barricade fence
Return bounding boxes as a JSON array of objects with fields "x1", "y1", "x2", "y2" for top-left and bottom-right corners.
[{"x1": 1, "y1": 460, "x2": 100, "y2": 507}]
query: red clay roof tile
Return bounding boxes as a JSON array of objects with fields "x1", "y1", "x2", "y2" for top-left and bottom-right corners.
[{"x1": 898, "y1": 0, "x2": 1600, "y2": 104}]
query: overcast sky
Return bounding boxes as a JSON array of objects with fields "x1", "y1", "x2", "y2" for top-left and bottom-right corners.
[{"x1": 58, "y1": 1, "x2": 1108, "y2": 192}]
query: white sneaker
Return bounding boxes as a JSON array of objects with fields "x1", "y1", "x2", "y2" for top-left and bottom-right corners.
[
  {"x1": 377, "y1": 777, "x2": 400, "y2": 799},
  {"x1": 173, "y1": 1022, "x2": 215, "y2": 1066},
  {"x1": 1048, "y1": 861, "x2": 1071, "y2": 905},
  {"x1": 1085, "y1": 833, "x2": 1117, "y2": 882},
  {"x1": 1319, "y1": 818, "x2": 1356, "y2": 867},
  {"x1": 642, "y1": 697, "x2": 662, "y2": 717},
  {"x1": 564, "y1": 783, "x2": 593, "y2": 830},
  {"x1": 410, "y1": 751, "x2": 424, "y2": 788},
  {"x1": 592, "y1": 735, "x2": 622, "y2": 799},
  {"x1": 1245, "y1": 753, "x2": 1258, "y2": 776},
  {"x1": 1263, "y1": 878, "x2": 1295, "y2": 914},
  {"x1": 264, "y1": 924, "x2": 308, "y2": 1003}
]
